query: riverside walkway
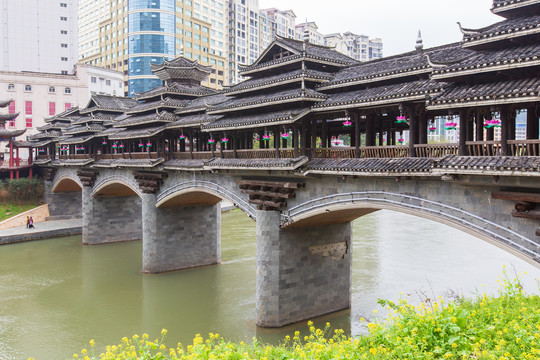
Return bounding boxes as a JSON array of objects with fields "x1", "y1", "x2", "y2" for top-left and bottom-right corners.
[{"x1": 0, "y1": 218, "x2": 82, "y2": 245}]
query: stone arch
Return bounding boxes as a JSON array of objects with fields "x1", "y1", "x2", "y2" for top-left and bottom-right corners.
[
  {"x1": 157, "y1": 180, "x2": 256, "y2": 220},
  {"x1": 282, "y1": 190, "x2": 540, "y2": 266},
  {"x1": 51, "y1": 174, "x2": 82, "y2": 192},
  {"x1": 92, "y1": 175, "x2": 142, "y2": 198}
]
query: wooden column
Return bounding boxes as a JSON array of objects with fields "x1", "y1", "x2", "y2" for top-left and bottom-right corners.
[
  {"x1": 475, "y1": 110, "x2": 484, "y2": 141},
  {"x1": 321, "y1": 120, "x2": 327, "y2": 149},
  {"x1": 233, "y1": 134, "x2": 238, "y2": 158},
  {"x1": 419, "y1": 111, "x2": 428, "y2": 145},
  {"x1": 365, "y1": 113, "x2": 375, "y2": 147},
  {"x1": 301, "y1": 120, "x2": 307, "y2": 156},
  {"x1": 459, "y1": 109, "x2": 468, "y2": 156},
  {"x1": 407, "y1": 108, "x2": 417, "y2": 157},
  {"x1": 526, "y1": 106, "x2": 539, "y2": 139},
  {"x1": 354, "y1": 113, "x2": 361, "y2": 157},
  {"x1": 189, "y1": 131, "x2": 194, "y2": 159},
  {"x1": 274, "y1": 127, "x2": 280, "y2": 158},
  {"x1": 378, "y1": 120, "x2": 384, "y2": 146},
  {"x1": 500, "y1": 106, "x2": 511, "y2": 156},
  {"x1": 311, "y1": 119, "x2": 317, "y2": 150}
]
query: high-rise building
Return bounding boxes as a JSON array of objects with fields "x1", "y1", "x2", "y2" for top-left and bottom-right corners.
[
  {"x1": 0, "y1": 0, "x2": 78, "y2": 74},
  {"x1": 259, "y1": 8, "x2": 297, "y2": 39},
  {"x1": 78, "y1": 0, "x2": 228, "y2": 96},
  {"x1": 295, "y1": 22, "x2": 325, "y2": 46},
  {"x1": 325, "y1": 32, "x2": 383, "y2": 62}
]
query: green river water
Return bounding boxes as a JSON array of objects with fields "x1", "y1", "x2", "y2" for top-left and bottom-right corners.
[{"x1": 0, "y1": 209, "x2": 539, "y2": 360}]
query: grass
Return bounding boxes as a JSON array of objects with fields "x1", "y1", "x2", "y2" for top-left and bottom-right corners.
[
  {"x1": 0, "y1": 203, "x2": 40, "y2": 222},
  {"x1": 69, "y1": 270, "x2": 540, "y2": 360}
]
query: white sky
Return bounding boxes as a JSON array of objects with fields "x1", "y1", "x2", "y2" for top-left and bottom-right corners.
[{"x1": 258, "y1": 0, "x2": 502, "y2": 56}]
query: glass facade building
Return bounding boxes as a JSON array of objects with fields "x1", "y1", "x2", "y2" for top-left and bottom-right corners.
[{"x1": 127, "y1": 0, "x2": 176, "y2": 95}]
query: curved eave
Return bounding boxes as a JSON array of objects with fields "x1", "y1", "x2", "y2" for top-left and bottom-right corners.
[
  {"x1": 0, "y1": 129, "x2": 26, "y2": 137},
  {"x1": 491, "y1": 0, "x2": 540, "y2": 15},
  {"x1": 126, "y1": 104, "x2": 185, "y2": 115},
  {"x1": 240, "y1": 55, "x2": 351, "y2": 76},
  {"x1": 226, "y1": 76, "x2": 331, "y2": 96},
  {"x1": 0, "y1": 100, "x2": 12, "y2": 108},
  {"x1": 59, "y1": 135, "x2": 96, "y2": 145},
  {"x1": 318, "y1": 68, "x2": 432, "y2": 91},
  {"x1": 312, "y1": 92, "x2": 437, "y2": 112},
  {"x1": 0, "y1": 112, "x2": 19, "y2": 121},
  {"x1": 114, "y1": 119, "x2": 174, "y2": 128},
  {"x1": 431, "y1": 58, "x2": 540, "y2": 80},
  {"x1": 202, "y1": 109, "x2": 311, "y2": 132},
  {"x1": 175, "y1": 107, "x2": 207, "y2": 115},
  {"x1": 463, "y1": 26, "x2": 540, "y2": 48},
  {"x1": 427, "y1": 94, "x2": 540, "y2": 110},
  {"x1": 108, "y1": 128, "x2": 166, "y2": 140},
  {"x1": 207, "y1": 96, "x2": 326, "y2": 115}
]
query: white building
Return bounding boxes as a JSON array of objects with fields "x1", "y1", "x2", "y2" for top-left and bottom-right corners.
[
  {"x1": 0, "y1": 0, "x2": 78, "y2": 74},
  {"x1": 295, "y1": 22, "x2": 325, "y2": 46},
  {"x1": 0, "y1": 64, "x2": 123, "y2": 155},
  {"x1": 325, "y1": 32, "x2": 383, "y2": 62},
  {"x1": 260, "y1": 8, "x2": 296, "y2": 39}
]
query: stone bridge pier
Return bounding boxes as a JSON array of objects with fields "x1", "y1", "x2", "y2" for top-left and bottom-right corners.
[
  {"x1": 44, "y1": 168, "x2": 82, "y2": 220},
  {"x1": 255, "y1": 210, "x2": 352, "y2": 327}
]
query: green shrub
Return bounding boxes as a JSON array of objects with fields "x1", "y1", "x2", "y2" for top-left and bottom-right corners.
[{"x1": 0, "y1": 177, "x2": 44, "y2": 204}]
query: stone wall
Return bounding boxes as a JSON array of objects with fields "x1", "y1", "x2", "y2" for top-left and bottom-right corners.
[
  {"x1": 47, "y1": 190, "x2": 82, "y2": 220},
  {"x1": 256, "y1": 210, "x2": 351, "y2": 327},
  {"x1": 82, "y1": 187, "x2": 142, "y2": 245},
  {"x1": 142, "y1": 197, "x2": 221, "y2": 273}
]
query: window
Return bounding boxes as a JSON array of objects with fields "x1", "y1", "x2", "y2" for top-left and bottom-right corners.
[
  {"x1": 60, "y1": 16, "x2": 67, "y2": 21},
  {"x1": 8, "y1": 101, "x2": 15, "y2": 127},
  {"x1": 26, "y1": 118, "x2": 32, "y2": 128},
  {"x1": 25, "y1": 101, "x2": 32, "y2": 115},
  {"x1": 24, "y1": 85, "x2": 32, "y2": 92},
  {"x1": 61, "y1": 30, "x2": 67, "y2": 34},
  {"x1": 49, "y1": 86, "x2": 55, "y2": 93},
  {"x1": 61, "y1": 70, "x2": 68, "y2": 75},
  {"x1": 49, "y1": 102, "x2": 56, "y2": 116},
  {"x1": 61, "y1": 57, "x2": 68, "y2": 61},
  {"x1": 61, "y1": 43, "x2": 68, "y2": 48},
  {"x1": 60, "y1": 2, "x2": 67, "y2": 7},
  {"x1": 106, "y1": 79, "x2": 111, "y2": 85},
  {"x1": 91, "y1": 77, "x2": 97, "y2": 83},
  {"x1": 65, "y1": 103, "x2": 71, "y2": 110},
  {"x1": 7, "y1": 84, "x2": 14, "y2": 91},
  {"x1": 64, "y1": 87, "x2": 71, "y2": 94}
]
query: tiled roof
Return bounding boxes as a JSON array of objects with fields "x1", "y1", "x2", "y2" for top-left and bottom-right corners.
[
  {"x1": 162, "y1": 159, "x2": 206, "y2": 170},
  {"x1": 225, "y1": 69, "x2": 334, "y2": 95},
  {"x1": 57, "y1": 158, "x2": 95, "y2": 166},
  {"x1": 462, "y1": 14, "x2": 540, "y2": 47},
  {"x1": 28, "y1": 130, "x2": 62, "y2": 141},
  {"x1": 240, "y1": 37, "x2": 357, "y2": 74},
  {"x1": 0, "y1": 112, "x2": 19, "y2": 121},
  {"x1": 203, "y1": 108, "x2": 310, "y2": 131},
  {"x1": 208, "y1": 88, "x2": 326, "y2": 114},
  {"x1": 80, "y1": 95, "x2": 138, "y2": 114},
  {"x1": 428, "y1": 77, "x2": 540, "y2": 109},
  {"x1": 59, "y1": 135, "x2": 96, "y2": 145},
  {"x1": 206, "y1": 156, "x2": 308, "y2": 170},
  {"x1": 432, "y1": 43, "x2": 540, "y2": 79},
  {"x1": 44, "y1": 108, "x2": 82, "y2": 123},
  {"x1": 64, "y1": 124, "x2": 104, "y2": 135},
  {"x1": 0, "y1": 129, "x2": 26, "y2": 138},
  {"x1": 114, "y1": 111, "x2": 176, "y2": 128},
  {"x1": 175, "y1": 93, "x2": 229, "y2": 114},
  {"x1": 167, "y1": 113, "x2": 223, "y2": 129},
  {"x1": 127, "y1": 97, "x2": 189, "y2": 114},
  {"x1": 314, "y1": 79, "x2": 446, "y2": 111},
  {"x1": 136, "y1": 82, "x2": 217, "y2": 100},
  {"x1": 0, "y1": 99, "x2": 11, "y2": 108},
  {"x1": 318, "y1": 43, "x2": 471, "y2": 90},
  {"x1": 305, "y1": 157, "x2": 434, "y2": 173},
  {"x1": 433, "y1": 155, "x2": 540, "y2": 172},
  {"x1": 107, "y1": 126, "x2": 166, "y2": 140},
  {"x1": 491, "y1": 0, "x2": 540, "y2": 14}
]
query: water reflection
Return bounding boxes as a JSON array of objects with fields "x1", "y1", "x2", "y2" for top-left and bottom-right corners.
[{"x1": 0, "y1": 209, "x2": 538, "y2": 359}]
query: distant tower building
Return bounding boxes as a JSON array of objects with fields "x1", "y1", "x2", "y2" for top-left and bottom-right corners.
[
  {"x1": 260, "y1": 8, "x2": 297, "y2": 40},
  {"x1": 78, "y1": 0, "x2": 228, "y2": 96},
  {"x1": 295, "y1": 22, "x2": 325, "y2": 45},
  {"x1": 0, "y1": 0, "x2": 78, "y2": 74},
  {"x1": 325, "y1": 32, "x2": 383, "y2": 62}
]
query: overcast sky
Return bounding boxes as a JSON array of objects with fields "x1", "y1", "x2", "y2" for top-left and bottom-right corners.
[{"x1": 258, "y1": 0, "x2": 502, "y2": 56}]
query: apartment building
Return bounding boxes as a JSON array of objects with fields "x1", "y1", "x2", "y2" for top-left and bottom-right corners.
[
  {"x1": 325, "y1": 32, "x2": 383, "y2": 62},
  {"x1": 0, "y1": 0, "x2": 78, "y2": 74}
]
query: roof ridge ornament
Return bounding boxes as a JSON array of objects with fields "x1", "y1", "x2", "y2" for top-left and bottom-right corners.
[
  {"x1": 424, "y1": 54, "x2": 447, "y2": 68},
  {"x1": 457, "y1": 22, "x2": 481, "y2": 36},
  {"x1": 415, "y1": 30, "x2": 423, "y2": 52}
]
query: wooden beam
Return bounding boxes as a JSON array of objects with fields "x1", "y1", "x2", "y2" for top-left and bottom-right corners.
[
  {"x1": 536, "y1": 227, "x2": 540, "y2": 237},
  {"x1": 241, "y1": 189, "x2": 295, "y2": 199},
  {"x1": 511, "y1": 210, "x2": 540, "y2": 220},
  {"x1": 249, "y1": 198, "x2": 285, "y2": 208},
  {"x1": 515, "y1": 202, "x2": 535, "y2": 212},
  {"x1": 236, "y1": 179, "x2": 304, "y2": 189},
  {"x1": 491, "y1": 191, "x2": 540, "y2": 203}
]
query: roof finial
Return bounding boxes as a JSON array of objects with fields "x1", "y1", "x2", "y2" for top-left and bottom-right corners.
[
  {"x1": 179, "y1": 44, "x2": 184, "y2": 57},
  {"x1": 415, "y1": 30, "x2": 423, "y2": 52}
]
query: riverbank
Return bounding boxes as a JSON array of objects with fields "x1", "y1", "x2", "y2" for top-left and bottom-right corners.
[{"x1": 73, "y1": 274, "x2": 540, "y2": 359}]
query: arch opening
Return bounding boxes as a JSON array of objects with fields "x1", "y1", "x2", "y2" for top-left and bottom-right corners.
[
  {"x1": 93, "y1": 180, "x2": 140, "y2": 198},
  {"x1": 52, "y1": 177, "x2": 82, "y2": 193}
]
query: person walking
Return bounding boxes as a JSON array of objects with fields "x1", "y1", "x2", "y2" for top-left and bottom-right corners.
[
  {"x1": 26, "y1": 216, "x2": 29, "y2": 229},
  {"x1": 28, "y1": 217, "x2": 34, "y2": 229}
]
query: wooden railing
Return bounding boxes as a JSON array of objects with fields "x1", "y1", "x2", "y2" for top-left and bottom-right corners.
[{"x1": 39, "y1": 140, "x2": 540, "y2": 163}]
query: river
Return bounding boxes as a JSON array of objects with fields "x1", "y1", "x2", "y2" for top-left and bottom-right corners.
[{"x1": 0, "y1": 209, "x2": 539, "y2": 360}]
